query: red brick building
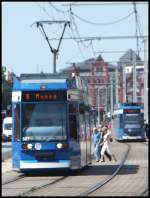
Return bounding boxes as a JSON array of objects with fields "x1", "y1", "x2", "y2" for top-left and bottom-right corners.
[
  {"x1": 60, "y1": 49, "x2": 145, "y2": 119},
  {"x1": 60, "y1": 55, "x2": 115, "y2": 121}
]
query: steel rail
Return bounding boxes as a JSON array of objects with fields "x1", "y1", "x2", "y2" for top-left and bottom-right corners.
[
  {"x1": 2, "y1": 174, "x2": 25, "y2": 185},
  {"x1": 2, "y1": 170, "x2": 67, "y2": 195},
  {"x1": 18, "y1": 175, "x2": 67, "y2": 196},
  {"x1": 78, "y1": 143, "x2": 131, "y2": 196},
  {"x1": 140, "y1": 188, "x2": 149, "y2": 196}
]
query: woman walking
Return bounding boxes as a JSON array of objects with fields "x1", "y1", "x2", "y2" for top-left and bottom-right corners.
[{"x1": 99, "y1": 125, "x2": 117, "y2": 163}]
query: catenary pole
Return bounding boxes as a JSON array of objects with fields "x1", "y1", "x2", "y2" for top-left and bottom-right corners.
[{"x1": 143, "y1": 39, "x2": 148, "y2": 123}]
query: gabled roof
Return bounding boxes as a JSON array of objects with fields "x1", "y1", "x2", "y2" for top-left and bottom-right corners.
[
  {"x1": 118, "y1": 49, "x2": 143, "y2": 65},
  {"x1": 60, "y1": 55, "x2": 116, "y2": 73}
]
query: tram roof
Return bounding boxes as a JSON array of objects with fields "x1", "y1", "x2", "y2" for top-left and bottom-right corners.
[
  {"x1": 19, "y1": 73, "x2": 72, "y2": 80},
  {"x1": 13, "y1": 73, "x2": 84, "y2": 91}
]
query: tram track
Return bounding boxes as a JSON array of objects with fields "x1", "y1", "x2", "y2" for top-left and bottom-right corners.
[
  {"x1": 16, "y1": 142, "x2": 131, "y2": 197},
  {"x1": 2, "y1": 141, "x2": 148, "y2": 196},
  {"x1": 78, "y1": 143, "x2": 131, "y2": 196},
  {"x1": 2, "y1": 174, "x2": 25, "y2": 185},
  {"x1": 140, "y1": 188, "x2": 149, "y2": 196},
  {"x1": 2, "y1": 142, "x2": 131, "y2": 197},
  {"x1": 2, "y1": 171, "x2": 25, "y2": 185},
  {"x1": 78, "y1": 141, "x2": 148, "y2": 197},
  {"x1": 18, "y1": 175, "x2": 67, "y2": 196},
  {"x1": 2, "y1": 171, "x2": 69, "y2": 197}
]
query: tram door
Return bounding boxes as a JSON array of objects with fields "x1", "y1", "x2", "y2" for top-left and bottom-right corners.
[
  {"x1": 12, "y1": 103, "x2": 21, "y2": 168},
  {"x1": 79, "y1": 104, "x2": 87, "y2": 167},
  {"x1": 68, "y1": 103, "x2": 80, "y2": 169}
]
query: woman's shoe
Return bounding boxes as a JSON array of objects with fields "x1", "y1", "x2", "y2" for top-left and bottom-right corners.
[
  {"x1": 112, "y1": 154, "x2": 117, "y2": 162},
  {"x1": 99, "y1": 159, "x2": 105, "y2": 163}
]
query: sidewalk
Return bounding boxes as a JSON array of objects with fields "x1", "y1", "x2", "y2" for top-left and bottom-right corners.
[{"x1": 2, "y1": 158, "x2": 12, "y2": 174}]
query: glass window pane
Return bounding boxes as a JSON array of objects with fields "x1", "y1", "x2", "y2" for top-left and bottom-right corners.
[
  {"x1": 14, "y1": 104, "x2": 20, "y2": 141},
  {"x1": 69, "y1": 115, "x2": 77, "y2": 140},
  {"x1": 22, "y1": 103, "x2": 67, "y2": 141}
]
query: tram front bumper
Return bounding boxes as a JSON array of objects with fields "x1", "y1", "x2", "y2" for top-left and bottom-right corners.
[{"x1": 20, "y1": 160, "x2": 71, "y2": 169}]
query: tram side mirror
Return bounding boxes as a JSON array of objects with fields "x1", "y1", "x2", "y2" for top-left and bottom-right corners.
[{"x1": 79, "y1": 104, "x2": 85, "y2": 114}]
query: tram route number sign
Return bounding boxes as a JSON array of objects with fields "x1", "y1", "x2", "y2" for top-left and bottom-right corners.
[{"x1": 22, "y1": 91, "x2": 67, "y2": 101}]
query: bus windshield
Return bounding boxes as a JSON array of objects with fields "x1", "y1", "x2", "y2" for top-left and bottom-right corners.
[
  {"x1": 124, "y1": 113, "x2": 142, "y2": 128},
  {"x1": 22, "y1": 103, "x2": 67, "y2": 141}
]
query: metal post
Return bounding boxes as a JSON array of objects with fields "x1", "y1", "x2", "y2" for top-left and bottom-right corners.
[
  {"x1": 110, "y1": 76, "x2": 113, "y2": 119},
  {"x1": 143, "y1": 39, "x2": 148, "y2": 122},
  {"x1": 123, "y1": 64, "x2": 126, "y2": 102},
  {"x1": 53, "y1": 50, "x2": 57, "y2": 73},
  {"x1": 133, "y1": 51, "x2": 137, "y2": 102},
  {"x1": 115, "y1": 66, "x2": 118, "y2": 104},
  {"x1": 105, "y1": 86, "x2": 107, "y2": 114},
  {"x1": 97, "y1": 87, "x2": 100, "y2": 126}
]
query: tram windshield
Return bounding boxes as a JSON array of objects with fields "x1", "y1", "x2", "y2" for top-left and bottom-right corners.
[
  {"x1": 22, "y1": 103, "x2": 67, "y2": 141},
  {"x1": 124, "y1": 113, "x2": 142, "y2": 128}
]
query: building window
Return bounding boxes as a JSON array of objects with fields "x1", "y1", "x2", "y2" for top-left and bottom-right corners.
[{"x1": 97, "y1": 67, "x2": 103, "y2": 72}]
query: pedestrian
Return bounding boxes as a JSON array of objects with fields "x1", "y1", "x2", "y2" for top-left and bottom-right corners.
[
  {"x1": 144, "y1": 120, "x2": 149, "y2": 139},
  {"x1": 99, "y1": 126, "x2": 117, "y2": 163},
  {"x1": 97, "y1": 125, "x2": 112, "y2": 162},
  {"x1": 93, "y1": 127, "x2": 102, "y2": 162}
]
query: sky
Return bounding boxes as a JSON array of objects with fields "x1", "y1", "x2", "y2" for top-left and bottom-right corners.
[{"x1": 2, "y1": 1, "x2": 148, "y2": 76}]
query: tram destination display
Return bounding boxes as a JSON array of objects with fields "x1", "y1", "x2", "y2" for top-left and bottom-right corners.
[
  {"x1": 124, "y1": 109, "x2": 140, "y2": 113},
  {"x1": 22, "y1": 90, "x2": 67, "y2": 101}
]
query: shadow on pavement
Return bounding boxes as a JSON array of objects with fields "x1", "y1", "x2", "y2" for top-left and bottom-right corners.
[
  {"x1": 22, "y1": 164, "x2": 139, "y2": 177},
  {"x1": 81, "y1": 164, "x2": 139, "y2": 176}
]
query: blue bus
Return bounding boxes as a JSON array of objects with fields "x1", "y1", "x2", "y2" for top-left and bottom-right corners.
[
  {"x1": 113, "y1": 103, "x2": 145, "y2": 141},
  {"x1": 12, "y1": 73, "x2": 94, "y2": 172}
]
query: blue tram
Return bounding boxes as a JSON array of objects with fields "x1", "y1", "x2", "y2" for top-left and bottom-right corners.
[
  {"x1": 12, "y1": 74, "x2": 94, "y2": 172},
  {"x1": 113, "y1": 103, "x2": 145, "y2": 141}
]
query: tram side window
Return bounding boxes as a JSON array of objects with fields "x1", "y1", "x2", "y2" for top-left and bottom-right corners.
[
  {"x1": 14, "y1": 104, "x2": 20, "y2": 141},
  {"x1": 69, "y1": 115, "x2": 77, "y2": 140},
  {"x1": 120, "y1": 114, "x2": 123, "y2": 128},
  {"x1": 69, "y1": 104, "x2": 76, "y2": 114}
]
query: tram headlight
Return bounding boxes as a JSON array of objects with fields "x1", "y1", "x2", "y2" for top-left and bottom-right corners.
[
  {"x1": 128, "y1": 129, "x2": 132, "y2": 132},
  {"x1": 22, "y1": 143, "x2": 32, "y2": 150},
  {"x1": 57, "y1": 143, "x2": 63, "y2": 149},
  {"x1": 56, "y1": 143, "x2": 67, "y2": 149},
  {"x1": 27, "y1": 143, "x2": 33, "y2": 150}
]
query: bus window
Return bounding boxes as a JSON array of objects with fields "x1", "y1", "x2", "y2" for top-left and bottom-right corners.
[
  {"x1": 14, "y1": 104, "x2": 20, "y2": 141},
  {"x1": 69, "y1": 115, "x2": 77, "y2": 140}
]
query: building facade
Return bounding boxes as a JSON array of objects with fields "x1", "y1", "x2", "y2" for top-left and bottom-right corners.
[
  {"x1": 117, "y1": 49, "x2": 144, "y2": 104},
  {"x1": 60, "y1": 49, "x2": 145, "y2": 120},
  {"x1": 60, "y1": 55, "x2": 115, "y2": 122}
]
